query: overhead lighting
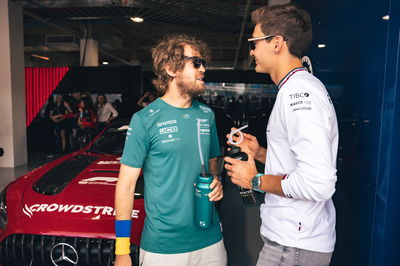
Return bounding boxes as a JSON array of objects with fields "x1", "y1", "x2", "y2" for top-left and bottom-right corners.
[
  {"x1": 130, "y1": 17, "x2": 144, "y2": 23},
  {"x1": 31, "y1": 54, "x2": 50, "y2": 61},
  {"x1": 318, "y1": 44, "x2": 326, "y2": 48},
  {"x1": 102, "y1": 61, "x2": 109, "y2": 65},
  {"x1": 382, "y1": 15, "x2": 390, "y2": 20}
]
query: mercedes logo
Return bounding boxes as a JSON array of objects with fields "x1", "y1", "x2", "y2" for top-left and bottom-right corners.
[{"x1": 50, "y1": 243, "x2": 79, "y2": 266}]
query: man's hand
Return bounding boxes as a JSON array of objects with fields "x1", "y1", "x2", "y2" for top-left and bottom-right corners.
[
  {"x1": 208, "y1": 176, "x2": 223, "y2": 201},
  {"x1": 224, "y1": 154, "x2": 258, "y2": 189},
  {"x1": 115, "y1": 254, "x2": 132, "y2": 266},
  {"x1": 226, "y1": 128, "x2": 261, "y2": 157}
]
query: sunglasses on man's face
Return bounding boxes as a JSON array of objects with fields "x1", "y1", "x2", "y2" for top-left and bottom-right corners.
[
  {"x1": 184, "y1": 56, "x2": 206, "y2": 69},
  {"x1": 248, "y1": 35, "x2": 287, "y2": 50}
]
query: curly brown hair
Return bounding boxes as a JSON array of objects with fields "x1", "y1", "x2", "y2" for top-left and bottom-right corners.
[
  {"x1": 251, "y1": 4, "x2": 312, "y2": 58},
  {"x1": 151, "y1": 34, "x2": 210, "y2": 96}
]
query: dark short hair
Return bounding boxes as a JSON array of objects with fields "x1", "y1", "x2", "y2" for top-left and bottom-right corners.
[
  {"x1": 151, "y1": 34, "x2": 210, "y2": 96},
  {"x1": 251, "y1": 3, "x2": 312, "y2": 58}
]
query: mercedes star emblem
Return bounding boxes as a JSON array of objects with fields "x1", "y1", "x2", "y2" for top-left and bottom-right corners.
[{"x1": 50, "y1": 242, "x2": 79, "y2": 266}]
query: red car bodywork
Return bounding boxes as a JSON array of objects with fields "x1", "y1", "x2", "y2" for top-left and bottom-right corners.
[{"x1": 0, "y1": 124, "x2": 145, "y2": 265}]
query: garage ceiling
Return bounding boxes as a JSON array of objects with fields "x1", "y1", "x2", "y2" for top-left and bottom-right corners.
[{"x1": 14, "y1": 0, "x2": 274, "y2": 70}]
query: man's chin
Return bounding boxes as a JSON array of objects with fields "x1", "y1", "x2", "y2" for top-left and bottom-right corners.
[{"x1": 254, "y1": 65, "x2": 266, "y2": 74}]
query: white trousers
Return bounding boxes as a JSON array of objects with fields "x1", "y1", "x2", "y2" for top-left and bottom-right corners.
[{"x1": 139, "y1": 240, "x2": 227, "y2": 266}]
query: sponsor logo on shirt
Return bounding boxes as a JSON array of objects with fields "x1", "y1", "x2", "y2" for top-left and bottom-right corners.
[
  {"x1": 290, "y1": 100, "x2": 312, "y2": 106},
  {"x1": 148, "y1": 109, "x2": 160, "y2": 117},
  {"x1": 292, "y1": 107, "x2": 312, "y2": 112},
  {"x1": 161, "y1": 137, "x2": 181, "y2": 144},
  {"x1": 199, "y1": 105, "x2": 211, "y2": 113},
  {"x1": 159, "y1": 126, "x2": 178, "y2": 134},
  {"x1": 198, "y1": 118, "x2": 210, "y2": 135},
  {"x1": 289, "y1": 92, "x2": 310, "y2": 99},
  {"x1": 157, "y1": 120, "x2": 177, "y2": 127},
  {"x1": 22, "y1": 203, "x2": 140, "y2": 218},
  {"x1": 183, "y1": 114, "x2": 190, "y2": 119}
]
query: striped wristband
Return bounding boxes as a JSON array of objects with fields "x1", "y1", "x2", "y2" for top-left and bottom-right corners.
[{"x1": 115, "y1": 220, "x2": 132, "y2": 255}]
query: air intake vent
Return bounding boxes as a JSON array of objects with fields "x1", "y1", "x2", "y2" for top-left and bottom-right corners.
[{"x1": 33, "y1": 155, "x2": 99, "y2": 195}]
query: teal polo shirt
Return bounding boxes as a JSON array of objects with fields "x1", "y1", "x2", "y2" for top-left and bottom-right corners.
[{"x1": 120, "y1": 98, "x2": 222, "y2": 254}]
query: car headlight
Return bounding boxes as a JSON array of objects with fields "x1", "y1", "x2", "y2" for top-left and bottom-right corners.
[{"x1": 0, "y1": 187, "x2": 7, "y2": 229}]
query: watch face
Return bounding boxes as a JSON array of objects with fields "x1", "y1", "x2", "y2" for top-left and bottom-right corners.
[{"x1": 252, "y1": 176, "x2": 260, "y2": 190}]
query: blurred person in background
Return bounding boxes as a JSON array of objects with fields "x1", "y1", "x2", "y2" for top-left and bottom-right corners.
[
  {"x1": 136, "y1": 91, "x2": 157, "y2": 108},
  {"x1": 49, "y1": 94, "x2": 69, "y2": 153},
  {"x1": 95, "y1": 93, "x2": 119, "y2": 131},
  {"x1": 77, "y1": 96, "x2": 97, "y2": 142}
]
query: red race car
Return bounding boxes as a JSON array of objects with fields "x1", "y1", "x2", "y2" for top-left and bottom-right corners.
[{"x1": 0, "y1": 120, "x2": 145, "y2": 266}]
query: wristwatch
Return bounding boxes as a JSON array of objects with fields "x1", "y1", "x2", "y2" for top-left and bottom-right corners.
[{"x1": 251, "y1": 173, "x2": 264, "y2": 192}]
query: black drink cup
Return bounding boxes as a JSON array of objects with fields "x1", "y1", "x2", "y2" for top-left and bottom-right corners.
[{"x1": 225, "y1": 146, "x2": 264, "y2": 205}]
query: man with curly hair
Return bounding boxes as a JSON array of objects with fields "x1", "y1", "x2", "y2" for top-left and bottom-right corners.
[{"x1": 115, "y1": 34, "x2": 227, "y2": 266}]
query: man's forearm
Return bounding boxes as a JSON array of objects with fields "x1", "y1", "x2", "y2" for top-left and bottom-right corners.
[
  {"x1": 255, "y1": 147, "x2": 267, "y2": 164},
  {"x1": 260, "y1": 174, "x2": 285, "y2": 197},
  {"x1": 115, "y1": 164, "x2": 141, "y2": 220},
  {"x1": 115, "y1": 184, "x2": 135, "y2": 220}
]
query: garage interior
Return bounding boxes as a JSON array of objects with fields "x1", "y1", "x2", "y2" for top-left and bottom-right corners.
[{"x1": 1, "y1": 0, "x2": 400, "y2": 265}]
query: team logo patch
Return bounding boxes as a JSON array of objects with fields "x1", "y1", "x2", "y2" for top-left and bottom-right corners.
[
  {"x1": 148, "y1": 109, "x2": 160, "y2": 117},
  {"x1": 199, "y1": 105, "x2": 211, "y2": 113},
  {"x1": 197, "y1": 118, "x2": 210, "y2": 135}
]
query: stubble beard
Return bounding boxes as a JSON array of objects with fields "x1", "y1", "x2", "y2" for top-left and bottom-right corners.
[{"x1": 176, "y1": 78, "x2": 205, "y2": 98}]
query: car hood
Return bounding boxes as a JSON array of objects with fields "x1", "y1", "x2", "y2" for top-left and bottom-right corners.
[{"x1": 3, "y1": 152, "x2": 145, "y2": 240}]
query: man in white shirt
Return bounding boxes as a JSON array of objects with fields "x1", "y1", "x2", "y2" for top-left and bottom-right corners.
[{"x1": 224, "y1": 4, "x2": 338, "y2": 266}]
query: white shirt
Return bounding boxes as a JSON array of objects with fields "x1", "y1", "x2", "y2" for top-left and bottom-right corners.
[
  {"x1": 97, "y1": 102, "x2": 119, "y2": 123},
  {"x1": 261, "y1": 68, "x2": 338, "y2": 252}
]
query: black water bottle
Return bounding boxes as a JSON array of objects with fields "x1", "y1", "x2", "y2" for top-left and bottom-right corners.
[{"x1": 226, "y1": 146, "x2": 264, "y2": 205}]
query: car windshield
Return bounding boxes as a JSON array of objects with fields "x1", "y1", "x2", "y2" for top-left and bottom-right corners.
[{"x1": 88, "y1": 124, "x2": 128, "y2": 155}]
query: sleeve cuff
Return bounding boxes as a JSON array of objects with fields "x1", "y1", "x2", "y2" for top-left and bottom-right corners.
[{"x1": 281, "y1": 174, "x2": 295, "y2": 198}]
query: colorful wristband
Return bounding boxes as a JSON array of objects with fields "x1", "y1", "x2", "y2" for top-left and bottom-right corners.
[
  {"x1": 115, "y1": 238, "x2": 131, "y2": 255},
  {"x1": 115, "y1": 220, "x2": 132, "y2": 255}
]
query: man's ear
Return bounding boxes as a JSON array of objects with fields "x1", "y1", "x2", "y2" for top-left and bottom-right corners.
[
  {"x1": 165, "y1": 64, "x2": 176, "y2": 77},
  {"x1": 273, "y1": 36, "x2": 285, "y2": 54}
]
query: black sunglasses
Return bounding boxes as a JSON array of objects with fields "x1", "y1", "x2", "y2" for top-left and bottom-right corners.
[{"x1": 184, "y1": 56, "x2": 206, "y2": 69}]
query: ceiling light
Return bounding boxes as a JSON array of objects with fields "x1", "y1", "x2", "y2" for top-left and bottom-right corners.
[
  {"x1": 130, "y1": 17, "x2": 144, "y2": 23},
  {"x1": 318, "y1": 44, "x2": 326, "y2": 48},
  {"x1": 382, "y1": 15, "x2": 390, "y2": 20},
  {"x1": 31, "y1": 54, "x2": 50, "y2": 61},
  {"x1": 102, "y1": 61, "x2": 109, "y2": 65}
]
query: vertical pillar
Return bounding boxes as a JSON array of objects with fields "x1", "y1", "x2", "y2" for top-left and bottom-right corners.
[
  {"x1": 0, "y1": 0, "x2": 27, "y2": 167},
  {"x1": 80, "y1": 38, "x2": 99, "y2": 66},
  {"x1": 370, "y1": 0, "x2": 400, "y2": 265}
]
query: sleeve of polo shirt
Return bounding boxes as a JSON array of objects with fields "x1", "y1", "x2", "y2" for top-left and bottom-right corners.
[
  {"x1": 280, "y1": 86, "x2": 337, "y2": 202},
  {"x1": 120, "y1": 114, "x2": 149, "y2": 168},
  {"x1": 209, "y1": 113, "x2": 221, "y2": 159}
]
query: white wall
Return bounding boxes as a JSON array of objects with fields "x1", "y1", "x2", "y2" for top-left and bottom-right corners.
[{"x1": 0, "y1": 0, "x2": 27, "y2": 167}]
